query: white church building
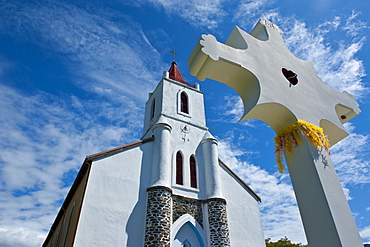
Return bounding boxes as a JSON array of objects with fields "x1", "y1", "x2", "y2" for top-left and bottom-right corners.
[{"x1": 43, "y1": 62, "x2": 265, "y2": 247}]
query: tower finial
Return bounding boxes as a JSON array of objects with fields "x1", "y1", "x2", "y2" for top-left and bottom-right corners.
[{"x1": 169, "y1": 50, "x2": 179, "y2": 62}]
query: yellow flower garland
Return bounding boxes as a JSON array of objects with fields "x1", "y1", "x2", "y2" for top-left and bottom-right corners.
[{"x1": 274, "y1": 120, "x2": 330, "y2": 173}]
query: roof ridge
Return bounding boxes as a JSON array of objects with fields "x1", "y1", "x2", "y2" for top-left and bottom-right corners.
[{"x1": 86, "y1": 136, "x2": 155, "y2": 161}]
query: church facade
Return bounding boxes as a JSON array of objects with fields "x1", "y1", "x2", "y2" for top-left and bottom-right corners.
[{"x1": 43, "y1": 62, "x2": 265, "y2": 247}]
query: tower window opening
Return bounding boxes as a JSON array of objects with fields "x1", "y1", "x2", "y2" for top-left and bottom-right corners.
[
  {"x1": 180, "y1": 92, "x2": 189, "y2": 114},
  {"x1": 176, "y1": 151, "x2": 184, "y2": 185},
  {"x1": 151, "y1": 98, "x2": 156, "y2": 119},
  {"x1": 190, "y1": 155, "x2": 197, "y2": 188}
]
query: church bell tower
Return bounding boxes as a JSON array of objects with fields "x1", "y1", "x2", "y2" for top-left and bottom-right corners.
[{"x1": 142, "y1": 62, "x2": 230, "y2": 246}]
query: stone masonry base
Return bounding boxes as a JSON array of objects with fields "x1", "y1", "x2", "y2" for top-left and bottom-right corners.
[{"x1": 144, "y1": 186, "x2": 230, "y2": 246}]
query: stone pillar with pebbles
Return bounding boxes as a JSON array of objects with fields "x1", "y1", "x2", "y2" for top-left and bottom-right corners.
[
  {"x1": 201, "y1": 132, "x2": 231, "y2": 246},
  {"x1": 207, "y1": 198, "x2": 230, "y2": 247},
  {"x1": 144, "y1": 186, "x2": 172, "y2": 247}
]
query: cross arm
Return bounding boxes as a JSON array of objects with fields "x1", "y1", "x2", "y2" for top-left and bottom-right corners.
[{"x1": 187, "y1": 19, "x2": 361, "y2": 145}]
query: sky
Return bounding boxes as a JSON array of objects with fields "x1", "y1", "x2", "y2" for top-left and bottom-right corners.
[{"x1": 0, "y1": 0, "x2": 369, "y2": 246}]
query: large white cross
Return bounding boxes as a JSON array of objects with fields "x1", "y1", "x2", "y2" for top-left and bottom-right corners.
[{"x1": 188, "y1": 19, "x2": 363, "y2": 247}]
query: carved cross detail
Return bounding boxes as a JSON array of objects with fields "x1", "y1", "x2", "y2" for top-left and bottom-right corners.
[{"x1": 188, "y1": 19, "x2": 360, "y2": 145}]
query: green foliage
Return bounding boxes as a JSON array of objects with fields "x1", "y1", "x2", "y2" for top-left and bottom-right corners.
[{"x1": 265, "y1": 237, "x2": 308, "y2": 247}]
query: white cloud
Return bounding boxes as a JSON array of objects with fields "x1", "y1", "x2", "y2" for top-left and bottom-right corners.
[
  {"x1": 281, "y1": 14, "x2": 367, "y2": 98},
  {"x1": 219, "y1": 95, "x2": 244, "y2": 122},
  {"x1": 331, "y1": 123, "x2": 370, "y2": 186},
  {"x1": 217, "y1": 138, "x2": 307, "y2": 244},
  {"x1": 148, "y1": 0, "x2": 227, "y2": 29},
  {"x1": 233, "y1": 0, "x2": 278, "y2": 29},
  {"x1": 319, "y1": 16, "x2": 341, "y2": 31},
  {"x1": 343, "y1": 11, "x2": 369, "y2": 38},
  {"x1": 0, "y1": 0, "x2": 163, "y2": 101},
  {"x1": 360, "y1": 226, "x2": 370, "y2": 244},
  {"x1": 213, "y1": 95, "x2": 260, "y2": 128},
  {"x1": 0, "y1": 227, "x2": 45, "y2": 247}
]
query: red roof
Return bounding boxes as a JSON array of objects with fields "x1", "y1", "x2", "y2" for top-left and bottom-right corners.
[{"x1": 168, "y1": 62, "x2": 186, "y2": 84}]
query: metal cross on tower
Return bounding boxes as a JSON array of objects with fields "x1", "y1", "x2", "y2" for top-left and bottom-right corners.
[
  {"x1": 169, "y1": 50, "x2": 179, "y2": 62},
  {"x1": 187, "y1": 19, "x2": 362, "y2": 247}
]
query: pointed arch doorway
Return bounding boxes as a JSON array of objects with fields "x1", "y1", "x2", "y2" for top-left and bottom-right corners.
[{"x1": 172, "y1": 214, "x2": 206, "y2": 247}]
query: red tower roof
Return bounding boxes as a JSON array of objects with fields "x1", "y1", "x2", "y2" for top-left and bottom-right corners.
[{"x1": 168, "y1": 62, "x2": 186, "y2": 84}]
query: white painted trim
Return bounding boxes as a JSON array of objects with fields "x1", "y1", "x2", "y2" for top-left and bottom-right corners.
[
  {"x1": 162, "y1": 114, "x2": 208, "y2": 130},
  {"x1": 172, "y1": 184, "x2": 200, "y2": 193}
]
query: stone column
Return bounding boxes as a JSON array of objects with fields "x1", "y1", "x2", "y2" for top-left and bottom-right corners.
[
  {"x1": 144, "y1": 186, "x2": 172, "y2": 247},
  {"x1": 207, "y1": 198, "x2": 230, "y2": 247},
  {"x1": 287, "y1": 133, "x2": 363, "y2": 247},
  {"x1": 151, "y1": 120, "x2": 172, "y2": 188},
  {"x1": 201, "y1": 133, "x2": 222, "y2": 199}
]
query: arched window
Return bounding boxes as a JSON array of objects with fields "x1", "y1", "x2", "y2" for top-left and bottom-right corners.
[
  {"x1": 151, "y1": 98, "x2": 156, "y2": 119},
  {"x1": 190, "y1": 155, "x2": 197, "y2": 188},
  {"x1": 176, "y1": 151, "x2": 183, "y2": 185},
  {"x1": 180, "y1": 92, "x2": 189, "y2": 114}
]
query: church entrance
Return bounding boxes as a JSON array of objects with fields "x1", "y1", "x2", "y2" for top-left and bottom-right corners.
[
  {"x1": 172, "y1": 222, "x2": 204, "y2": 247},
  {"x1": 172, "y1": 214, "x2": 206, "y2": 247}
]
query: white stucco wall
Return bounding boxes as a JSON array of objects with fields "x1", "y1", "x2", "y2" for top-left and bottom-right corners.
[
  {"x1": 74, "y1": 142, "x2": 153, "y2": 247},
  {"x1": 219, "y1": 164, "x2": 265, "y2": 247}
]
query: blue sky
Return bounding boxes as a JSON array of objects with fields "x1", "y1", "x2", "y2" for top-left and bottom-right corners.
[{"x1": 0, "y1": 0, "x2": 369, "y2": 246}]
